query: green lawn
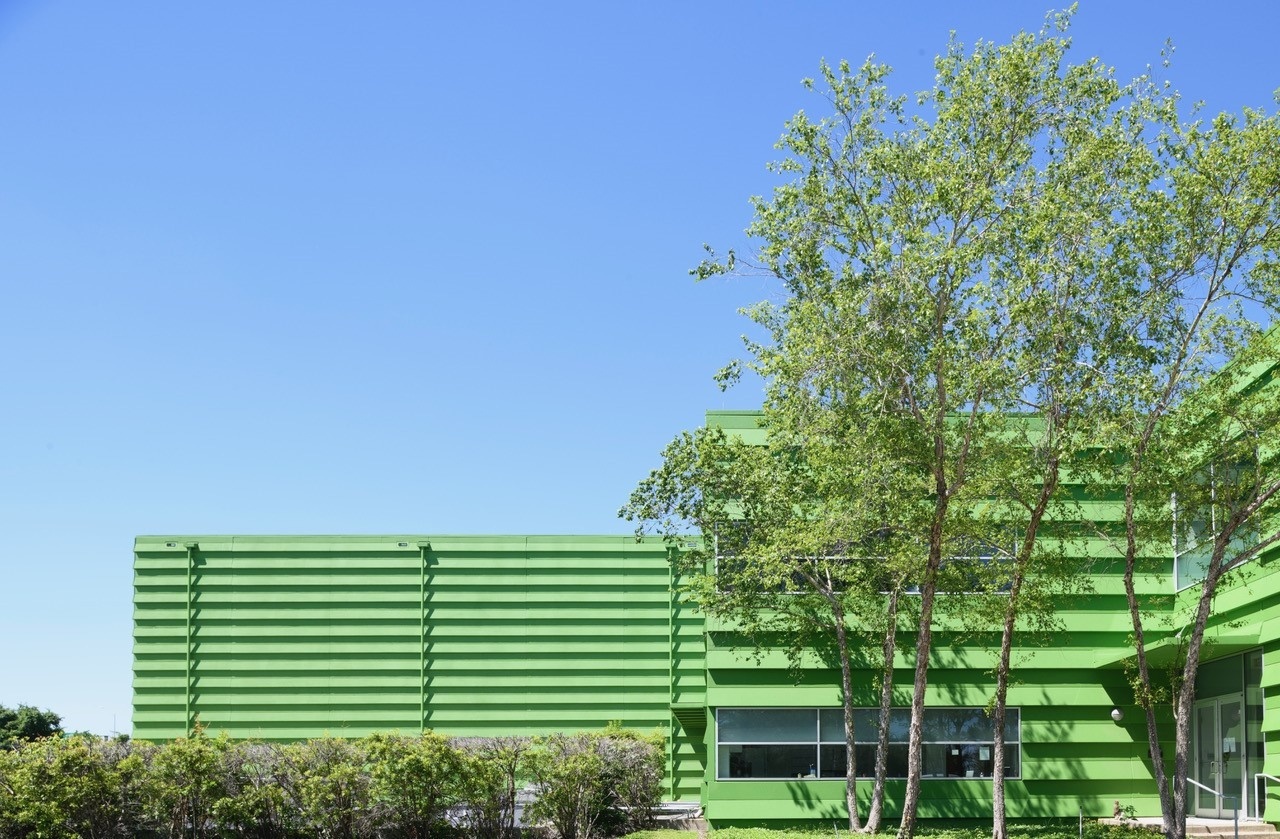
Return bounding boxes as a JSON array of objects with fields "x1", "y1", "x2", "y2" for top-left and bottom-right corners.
[{"x1": 621, "y1": 823, "x2": 1146, "y2": 839}]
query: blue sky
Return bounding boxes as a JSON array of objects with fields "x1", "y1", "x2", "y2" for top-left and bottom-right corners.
[{"x1": 1, "y1": 1, "x2": 1276, "y2": 735}]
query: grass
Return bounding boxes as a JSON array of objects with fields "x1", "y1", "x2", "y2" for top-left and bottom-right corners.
[{"x1": 620, "y1": 823, "x2": 1147, "y2": 839}]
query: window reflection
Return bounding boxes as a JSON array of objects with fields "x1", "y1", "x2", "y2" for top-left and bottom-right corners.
[{"x1": 717, "y1": 707, "x2": 1020, "y2": 780}]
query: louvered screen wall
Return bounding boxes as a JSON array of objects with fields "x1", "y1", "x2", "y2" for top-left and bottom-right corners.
[{"x1": 132, "y1": 535, "x2": 681, "y2": 742}]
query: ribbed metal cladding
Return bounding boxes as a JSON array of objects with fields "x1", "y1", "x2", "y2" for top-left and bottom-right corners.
[{"x1": 132, "y1": 535, "x2": 688, "y2": 743}]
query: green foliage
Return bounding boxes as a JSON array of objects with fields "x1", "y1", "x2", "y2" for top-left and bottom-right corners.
[
  {"x1": 211, "y1": 742, "x2": 295, "y2": 839},
  {"x1": 0, "y1": 705, "x2": 62, "y2": 749},
  {"x1": 280, "y1": 738, "x2": 375, "y2": 839},
  {"x1": 455, "y1": 735, "x2": 530, "y2": 839},
  {"x1": 145, "y1": 730, "x2": 232, "y2": 839},
  {"x1": 367, "y1": 731, "x2": 462, "y2": 839},
  {"x1": 595, "y1": 724, "x2": 665, "y2": 835},
  {"x1": 0, "y1": 727, "x2": 655, "y2": 839},
  {"x1": 0, "y1": 735, "x2": 146, "y2": 839},
  {"x1": 524, "y1": 728, "x2": 665, "y2": 839},
  {"x1": 524, "y1": 732, "x2": 612, "y2": 839}
]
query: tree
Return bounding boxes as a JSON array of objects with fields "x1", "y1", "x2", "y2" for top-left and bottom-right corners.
[
  {"x1": 1088, "y1": 318, "x2": 1280, "y2": 838},
  {"x1": 0, "y1": 703, "x2": 63, "y2": 747},
  {"x1": 632, "y1": 9, "x2": 1278, "y2": 838},
  {"x1": 624, "y1": 417, "x2": 924, "y2": 833}
]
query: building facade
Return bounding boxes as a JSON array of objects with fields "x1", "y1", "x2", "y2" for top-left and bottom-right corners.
[{"x1": 133, "y1": 359, "x2": 1280, "y2": 826}]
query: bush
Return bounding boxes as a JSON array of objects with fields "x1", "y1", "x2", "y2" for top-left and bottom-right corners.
[
  {"x1": 524, "y1": 728, "x2": 664, "y2": 839},
  {"x1": 280, "y1": 738, "x2": 376, "y2": 839},
  {"x1": 0, "y1": 725, "x2": 661, "y2": 839},
  {"x1": 367, "y1": 731, "x2": 462, "y2": 838},
  {"x1": 0, "y1": 735, "x2": 146, "y2": 839},
  {"x1": 455, "y1": 736, "x2": 530, "y2": 839},
  {"x1": 212, "y1": 742, "x2": 295, "y2": 839},
  {"x1": 144, "y1": 731, "x2": 231, "y2": 839},
  {"x1": 595, "y1": 725, "x2": 664, "y2": 835}
]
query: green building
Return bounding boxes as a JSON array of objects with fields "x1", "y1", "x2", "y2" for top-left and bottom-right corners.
[{"x1": 132, "y1": 372, "x2": 1280, "y2": 827}]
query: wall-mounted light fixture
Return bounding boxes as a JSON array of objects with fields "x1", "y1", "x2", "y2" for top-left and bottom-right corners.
[{"x1": 1111, "y1": 708, "x2": 1124, "y2": 723}]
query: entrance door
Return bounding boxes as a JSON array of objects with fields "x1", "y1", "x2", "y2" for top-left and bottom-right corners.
[{"x1": 1194, "y1": 695, "x2": 1245, "y2": 818}]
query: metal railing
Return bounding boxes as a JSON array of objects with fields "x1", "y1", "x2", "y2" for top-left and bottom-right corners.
[
  {"x1": 1253, "y1": 773, "x2": 1280, "y2": 821},
  {"x1": 1187, "y1": 777, "x2": 1239, "y2": 839}
]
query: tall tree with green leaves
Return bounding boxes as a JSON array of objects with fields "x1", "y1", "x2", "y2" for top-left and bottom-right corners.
[
  {"x1": 1088, "y1": 326, "x2": 1280, "y2": 838},
  {"x1": 632, "y1": 9, "x2": 1279, "y2": 837},
  {"x1": 0, "y1": 704, "x2": 63, "y2": 748},
  {"x1": 624, "y1": 418, "x2": 923, "y2": 832}
]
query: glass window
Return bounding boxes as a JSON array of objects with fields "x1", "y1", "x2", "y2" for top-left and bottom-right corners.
[
  {"x1": 1173, "y1": 462, "x2": 1259, "y2": 591},
  {"x1": 718, "y1": 708, "x2": 816, "y2": 743},
  {"x1": 718, "y1": 707, "x2": 1019, "y2": 781},
  {"x1": 718, "y1": 743, "x2": 817, "y2": 778},
  {"x1": 819, "y1": 708, "x2": 907, "y2": 742}
]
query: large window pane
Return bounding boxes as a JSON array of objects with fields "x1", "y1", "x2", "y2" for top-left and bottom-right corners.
[
  {"x1": 717, "y1": 744, "x2": 817, "y2": 779},
  {"x1": 1003, "y1": 744, "x2": 1020, "y2": 777},
  {"x1": 718, "y1": 708, "x2": 816, "y2": 743},
  {"x1": 820, "y1": 743, "x2": 854, "y2": 778},
  {"x1": 818, "y1": 743, "x2": 912, "y2": 778},
  {"x1": 1004, "y1": 709, "x2": 1020, "y2": 743},
  {"x1": 718, "y1": 707, "x2": 1019, "y2": 781},
  {"x1": 820, "y1": 708, "x2": 896, "y2": 742},
  {"x1": 820, "y1": 708, "x2": 912, "y2": 742},
  {"x1": 923, "y1": 709, "x2": 993, "y2": 741}
]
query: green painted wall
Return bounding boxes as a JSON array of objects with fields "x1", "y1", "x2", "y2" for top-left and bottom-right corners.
[
  {"x1": 133, "y1": 535, "x2": 682, "y2": 743},
  {"x1": 132, "y1": 530, "x2": 1280, "y2": 822},
  {"x1": 696, "y1": 372, "x2": 1280, "y2": 826}
]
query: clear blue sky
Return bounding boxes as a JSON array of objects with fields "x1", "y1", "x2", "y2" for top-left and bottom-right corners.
[{"x1": 1, "y1": 1, "x2": 1276, "y2": 735}]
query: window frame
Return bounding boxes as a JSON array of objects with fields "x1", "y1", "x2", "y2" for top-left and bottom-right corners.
[{"x1": 714, "y1": 706, "x2": 1021, "y2": 782}]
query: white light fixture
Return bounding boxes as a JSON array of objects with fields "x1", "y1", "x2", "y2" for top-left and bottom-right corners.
[{"x1": 1111, "y1": 708, "x2": 1124, "y2": 723}]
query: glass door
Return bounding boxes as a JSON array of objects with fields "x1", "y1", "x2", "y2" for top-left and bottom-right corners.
[{"x1": 1194, "y1": 695, "x2": 1245, "y2": 818}]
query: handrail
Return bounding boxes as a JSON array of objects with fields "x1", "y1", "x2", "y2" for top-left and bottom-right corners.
[
  {"x1": 1253, "y1": 773, "x2": 1280, "y2": 821},
  {"x1": 1182, "y1": 778, "x2": 1244, "y2": 839},
  {"x1": 1185, "y1": 777, "x2": 1238, "y2": 839}
]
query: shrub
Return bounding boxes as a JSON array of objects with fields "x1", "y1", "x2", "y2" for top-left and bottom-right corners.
[
  {"x1": 0, "y1": 735, "x2": 147, "y2": 839},
  {"x1": 524, "y1": 728, "x2": 664, "y2": 839},
  {"x1": 367, "y1": 731, "x2": 462, "y2": 838},
  {"x1": 596, "y1": 725, "x2": 664, "y2": 835},
  {"x1": 212, "y1": 742, "x2": 296, "y2": 839},
  {"x1": 279, "y1": 738, "x2": 376, "y2": 839},
  {"x1": 144, "y1": 730, "x2": 231, "y2": 839},
  {"x1": 524, "y1": 732, "x2": 610, "y2": 839},
  {"x1": 455, "y1": 736, "x2": 530, "y2": 839}
]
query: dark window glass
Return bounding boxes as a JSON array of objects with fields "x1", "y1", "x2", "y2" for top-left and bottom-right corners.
[
  {"x1": 717, "y1": 744, "x2": 817, "y2": 779},
  {"x1": 718, "y1": 707, "x2": 1019, "y2": 780},
  {"x1": 718, "y1": 708, "x2": 815, "y2": 743}
]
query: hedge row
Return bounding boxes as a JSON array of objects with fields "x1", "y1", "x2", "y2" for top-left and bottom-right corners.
[{"x1": 0, "y1": 726, "x2": 664, "y2": 839}]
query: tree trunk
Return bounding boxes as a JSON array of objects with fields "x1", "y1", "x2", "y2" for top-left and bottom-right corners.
[
  {"x1": 1166, "y1": 561, "x2": 1229, "y2": 839},
  {"x1": 993, "y1": 467, "x2": 1055, "y2": 839},
  {"x1": 834, "y1": 601, "x2": 863, "y2": 832},
  {"x1": 897, "y1": 520, "x2": 945, "y2": 839},
  {"x1": 1120, "y1": 484, "x2": 1175, "y2": 839},
  {"x1": 865, "y1": 587, "x2": 901, "y2": 833},
  {"x1": 990, "y1": 577, "x2": 1019, "y2": 839}
]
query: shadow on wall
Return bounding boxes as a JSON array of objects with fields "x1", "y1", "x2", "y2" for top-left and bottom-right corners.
[
  {"x1": 785, "y1": 780, "x2": 849, "y2": 822},
  {"x1": 1021, "y1": 685, "x2": 1144, "y2": 818}
]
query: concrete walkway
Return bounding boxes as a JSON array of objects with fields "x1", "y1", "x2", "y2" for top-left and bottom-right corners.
[{"x1": 1097, "y1": 817, "x2": 1276, "y2": 838}]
